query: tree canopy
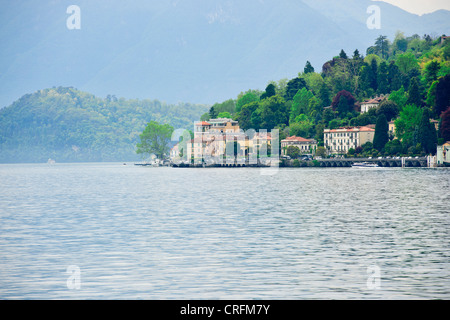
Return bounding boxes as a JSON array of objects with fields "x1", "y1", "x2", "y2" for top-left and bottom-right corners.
[{"x1": 136, "y1": 121, "x2": 174, "y2": 160}]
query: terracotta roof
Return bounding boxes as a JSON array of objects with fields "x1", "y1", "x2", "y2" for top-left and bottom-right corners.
[
  {"x1": 362, "y1": 96, "x2": 384, "y2": 104},
  {"x1": 325, "y1": 126, "x2": 375, "y2": 133},
  {"x1": 195, "y1": 121, "x2": 211, "y2": 126},
  {"x1": 282, "y1": 136, "x2": 314, "y2": 142}
]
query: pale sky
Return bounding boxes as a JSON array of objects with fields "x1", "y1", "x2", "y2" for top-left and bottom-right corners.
[{"x1": 373, "y1": 0, "x2": 450, "y2": 15}]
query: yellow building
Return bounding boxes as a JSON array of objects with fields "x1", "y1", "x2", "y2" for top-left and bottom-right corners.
[{"x1": 194, "y1": 118, "x2": 240, "y2": 138}]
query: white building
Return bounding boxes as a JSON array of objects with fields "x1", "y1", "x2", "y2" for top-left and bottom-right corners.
[
  {"x1": 437, "y1": 142, "x2": 450, "y2": 166},
  {"x1": 324, "y1": 126, "x2": 375, "y2": 154},
  {"x1": 360, "y1": 96, "x2": 386, "y2": 113},
  {"x1": 281, "y1": 136, "x2": 317, "y2": 155}
]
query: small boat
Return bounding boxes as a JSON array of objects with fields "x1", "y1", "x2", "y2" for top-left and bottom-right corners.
[{"x1": 352, "y1": 161, "x2": 379, "y2": 168}]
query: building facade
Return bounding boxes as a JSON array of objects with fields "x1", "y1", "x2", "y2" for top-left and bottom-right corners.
[
  {"x1": 172, "y1": 118, "x2": 273, "y2": 163},
  {"x1": 281, "y1": 136, "x2": 317, "y2": 155},
  {"x1": 437, "y1": 142, "x2": 450, "y2": 166},
  {"x1": 324, "y1": 126, "x2": 375, "y2": 154},
  {"x1": 360, "y1": 96, "x2": 386, "y2": 113}
]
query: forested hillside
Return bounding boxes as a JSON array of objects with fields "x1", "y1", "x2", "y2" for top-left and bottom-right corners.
[
  {"x1": 0, "y1": 87, "x2": 208, "y2": 163},
  {"x1": 202, "y1": 33, "x2": 450, "y2": 157}
]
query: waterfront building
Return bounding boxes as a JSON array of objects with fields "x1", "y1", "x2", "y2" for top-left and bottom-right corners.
[
  {"x1": 194, "y1": 118, "x2": 240, "y2": 138},
  {"x1": 324, "y1": 126, "x2": 375, "y2": 155},
  {"x1": 172, "y1": 119, "x2": 272, "y2": 163},
  {"x1": 281, "y1": 136, "x2": 317, "y2": 155},
  {"x1": 436, "y1": 142, "x2": 450, "y2": 166}
]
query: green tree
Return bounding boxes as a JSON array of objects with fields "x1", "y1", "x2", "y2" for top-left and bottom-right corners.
[
  {"x1": 426, "y1": 80, "x2": 438, "y2": 110},
  {"x1": 304, "y1": 61, "x2": 315, "y2": 74},
  {"x1": 374, "y1": 35, "x2": 389, "y2": 59},
  {"x1": 440, "y1": 107, "x2": 450, "y2": 142},
  {"x1": 136, "y1": 121, "x2": 174, "y2": 159},
  {"x1": 235, "y1": 101, "x2": 259, "y2": 131},
  {"x1": 315, "y1": 146, "x2": 326, "y2": 158},
  {"x1": 392, "y1": 31, "x2": 408, "y2": 53},
  {"x1": 286, "y1": 146, "x2": 301, "y2": 158},
  {"x1": 236, "y1": 92, "x2": 259, "y2": 113},
  {"x1": 423, "y1": 60, "x2": 441, "y2": 87},
  {"x1": 259, "y1": 95, "x2": 288, "y2": 130},
  {"x1": 435, "y1": 74, "x2": 450, "y2": 118},
  {"x1": 200, "y1": 113, "x2": 210, "y2": 121},
  {"x1": 388, "y1": 62, "x2": 402, "y2": 91},
  {"x1": 394, "y1": 104, "x2": 423, "y2": 147},
  {"x1": 290, "y1": 88, "x2": 314, "y2": 122},
  {"x1": 389, "y1": 86, "x2": 408, "y2": 110},
  {"x1": 319, "y1": 83, "x2": 331, "y2": 107},
  {"x1": 377, "y1": 61, "x2": 389, "y2": 94},
  {"x1": 359, "y1": 63, "x2": 375, "y2": 97},
  {"x1": 285, "y1": 77, "x2": 308, "y2": 101},
  {"x1": 301, "y1": 72, "x2": 324, "y2": 96},
  {"x1": 377, "y1": 100, "x2": 399, "y2": 122},
  {"x1": 407, "y1": 77, "x2": 422, "y2": 107},
  {"x1": 373, "y1": 114, "x2": 389, "y2": 151},
  {"x1": 384, "y1": 139, "x2": 402, "y2": 155},
  {"x1": 347, "y1": 148, "x2": 355, "y2": 156},
  {"x1": 339, "y1": 49, "x2": 348, "y2": 59},
  {"x1": 260, "y1": 83, "x2": 276, "y2": 100},
  {"x1": 417, "y1": 108, "x2": 437, "y2": 154},
  {"x1": 370, "y1": 58, "x2": 378, "y2": 91},
  {"x1": 353, "y1": 49, "x2": 362, "y2": 60},
  {"x1": 209, "y1": 106, "x2": 218, "y2": 119},
  {"x1": 218, "y1": 112, "x2": 232, "y2": 119},
  {"x1": 322, "y1": 108, "x2": 335, "y2": 126},
  {"x1": 211, "y1": 99, "x2": 236, "y2": 115},
  {"x1": 290, "y1": 114, "x2": 314, "y2": 138},
  {"x1": 395, "y1": 52, "x2": 419, "y2": 74}
]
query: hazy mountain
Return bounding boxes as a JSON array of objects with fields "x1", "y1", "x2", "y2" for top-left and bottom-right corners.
[{"x1": 1, "y1": 0, "x2": 449, "y2": 108}]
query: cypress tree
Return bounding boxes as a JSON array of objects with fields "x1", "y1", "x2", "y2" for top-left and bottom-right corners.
[
  {"x1": 373, "y1": 114, "x2": 389, "y2": 151},
  {"x1": 440, "y1": 107, "x2": 450, "y2": 142},
  {"x1": 377, "y1": 61, "x2": 389, "y2": 94},
  {"x1": 339, "y1": 49, "x2": 348, "y2": 59},
  {"x1": 418, "y1": 108, "x2": 437, "y2": 154},
  {"x1": 388, "y1": 62, "x2": 402, "y2": 91},
  {"x1": 407, "y1": 77, "x2": 422, "y2": 107},
  {"x1": 435, "y1": 74, "x2": 450, "y2": 117},
  {"x1": 370, "y1": 58, "x2": 378, "y2": 91},
  {"x1": 319, "y1": 83, "x2": 331, "y2": 107},
  {"x1": 304, "y1": 61, "x2": 315, "y2": 74}
]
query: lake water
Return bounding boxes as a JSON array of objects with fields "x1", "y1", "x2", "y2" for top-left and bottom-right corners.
[{"x1": 0, "y1": 163, "x2": 449, "y2": 299}]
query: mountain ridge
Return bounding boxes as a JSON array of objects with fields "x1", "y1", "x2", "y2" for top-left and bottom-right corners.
[{"x1": 1, "y1": 0, "x2": 449, "y2": 108}]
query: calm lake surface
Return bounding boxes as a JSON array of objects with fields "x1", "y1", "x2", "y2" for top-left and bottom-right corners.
[{"x1": 0, "y1": 163, "x2": 449, "y2": 299}]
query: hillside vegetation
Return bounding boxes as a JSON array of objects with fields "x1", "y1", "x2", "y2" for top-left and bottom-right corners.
[
  {"x1": 0, "y1": 87, "x2": 208, "y2": 163},
  {"x1": 202, "y1": 33, "x2": 450, "y2": 157}
]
